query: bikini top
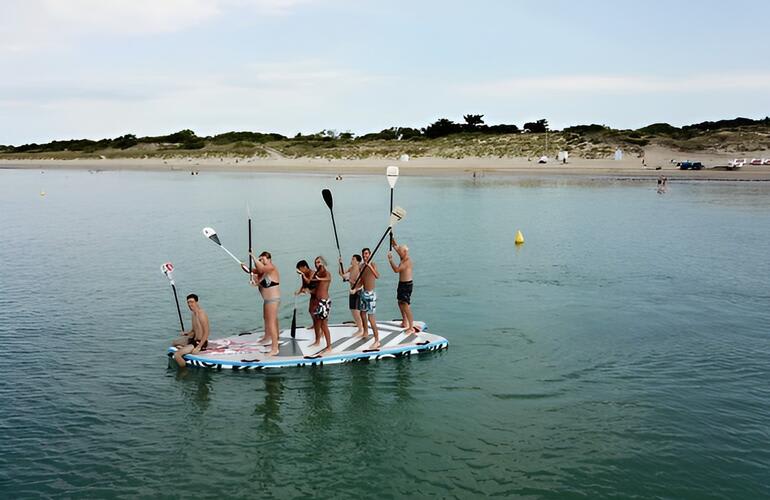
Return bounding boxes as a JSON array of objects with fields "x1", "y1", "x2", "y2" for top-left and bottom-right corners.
[{"x1": 260, "y1": 275, "x2": 280, "y2": 288}]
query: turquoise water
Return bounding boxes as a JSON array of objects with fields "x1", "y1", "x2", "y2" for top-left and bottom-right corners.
[{"x1": 1, "y1": 169, "x2": 770, "y2": 498}]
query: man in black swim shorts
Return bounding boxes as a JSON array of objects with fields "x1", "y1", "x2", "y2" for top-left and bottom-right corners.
[{"x1": 387, "y1": 236, "x2": 415, "y2": 334}]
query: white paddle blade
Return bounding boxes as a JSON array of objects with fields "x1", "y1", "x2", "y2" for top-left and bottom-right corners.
[
  {"x1": 389, "y1": 206, "x2": 406, "y2": 226},
  {"x1": 160, "y1": 262, "x2": 175, "y2": 282},
  {"x1": 202, "y1": 227, "x2": 222, "y2": 245},
  {"x1": 386, "y1": 165, "x2": 400, "y2": 188}
]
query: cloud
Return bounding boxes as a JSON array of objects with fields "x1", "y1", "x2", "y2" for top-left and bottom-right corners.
[
  {"x1": 0, "y1": 0, "x2": 320, "y2": 54},
  {"x1": 459, "y1": 74, "x2": 770, "y2": 95}
]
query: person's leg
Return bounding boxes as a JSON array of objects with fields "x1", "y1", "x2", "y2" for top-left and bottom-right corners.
[
  {"x1": 171, "y1": 335, "x2": 189, "y2": 347},
  {"x1": 265, "y1": 302, "x2": 280, "y2": 356},
  {"x1": 320, "y1": 319, "x2": 332, "y2": 354},
  {"x1": 369, "y1": 313, "x2": 380, "y2": 349},
  {"x1": 174, "y1": 344, "x2": 194, "y2": 368},
  {"x1": 360, "y1": 309, "x2": 369, "y2": 340},
  {"x1": 404, "y1": 303, "x2": 415, "y2": 334},
  {"x1": 397, "y1": 301, "x2": 408, "y2": 330}
]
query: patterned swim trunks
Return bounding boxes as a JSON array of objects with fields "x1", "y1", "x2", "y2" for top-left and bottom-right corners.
[
  {"x1": 358, "y1": 289, "x2": 376, "y2": 315},
  {"x1": 314, "y1": 298, "x2": 331, "y2": 320}
]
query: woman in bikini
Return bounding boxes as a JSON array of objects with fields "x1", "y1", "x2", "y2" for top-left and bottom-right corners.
[{"x1": 242, "y1": 251, "x2": 281, "y2": 356}]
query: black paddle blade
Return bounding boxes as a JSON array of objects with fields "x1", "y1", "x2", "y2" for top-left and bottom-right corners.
[
  {"x1": 290, "y1": 309, "x2": 297, "y2": 338},
  {"x1": 210, "y1": 234, "x2": 222, "y2": 246},
  {"x1": 322, "y1": 189, "x2": 333, "y2": 209}
]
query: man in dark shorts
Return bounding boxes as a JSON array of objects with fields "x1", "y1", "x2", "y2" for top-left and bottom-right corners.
[
  {"x1": 171, "y1": 294, "x2": 210, "y2": 368},
  {"x1": 339, "y1": 254, "x2": 364, "y2": 336},
  {"x1": 310, "y1": 256, "x2": 333, "y2": 354},
  {"x1": 387, "y1": 236, "x2": 415, "y2": 334}
]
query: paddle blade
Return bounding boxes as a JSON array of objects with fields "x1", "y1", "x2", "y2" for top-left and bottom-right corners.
[
  {"x1": 386, "y1": 165, "x2": 400, "y2": 188},
  {"x1": 322, "y1": 189, "x2": 333, "y2": 209},
  {"x1": 202, "y1": 227, "x2": 222, "y2": 246},
  {"x1": 160, "y1": 262, "x2": 175, "y2": 283},
  {"x1": 389, "y1": 206, "x2": 407, "y2": 226},
  {"x1": 290, "y1": 308, "x2": 297, "y2": 338}
]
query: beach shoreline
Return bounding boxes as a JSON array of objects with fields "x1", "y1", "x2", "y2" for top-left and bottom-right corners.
[{"x1": 3, "y1": 153, "x2": 770, "y2": 181}]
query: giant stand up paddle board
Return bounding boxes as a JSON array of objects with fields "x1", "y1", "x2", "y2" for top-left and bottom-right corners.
[{"x1": 167, "y1": 321, "x2": 448, "y2": 370}]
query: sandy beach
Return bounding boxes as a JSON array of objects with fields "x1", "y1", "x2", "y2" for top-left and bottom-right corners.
[{"x1": 3, "y1": 147, "x2": 770, "y2": 181}]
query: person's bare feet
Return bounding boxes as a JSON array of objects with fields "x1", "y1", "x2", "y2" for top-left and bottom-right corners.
[
  {"x1": 369, "y1": 341, "x2": 381, "y2": 350},
  {"x1": 404, "y1": 327, "x2": 416, "y2": 335},
  {"x1": 318, "y1": 347, "x2": 332, "y2": 356},
  {"x1": 309, "y1": 341, "x2": 321, "y2": 347},
  {"x1": 352, "y1": 329, "x2": 365, "y2": 337},
  {"x1": 268, "y1": 349, "x2": 280, "y2": 356},
  {"x1": 257, "y1": 336, "x2": 270, "y2": 345}
]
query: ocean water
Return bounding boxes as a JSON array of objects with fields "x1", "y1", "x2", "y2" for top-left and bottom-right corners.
[{"x1": 1, "y1": 168, "x2": 769, "y2": 499}]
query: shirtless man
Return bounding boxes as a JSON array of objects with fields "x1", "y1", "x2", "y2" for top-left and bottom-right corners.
[
  {"x1": 339, "y1": 254, "x2": 364, "y2": 336},
  {"x1": 357, "y1": 247, "x2": 380, "y2": 349},
  {"x1": 387, "y1": 236, "x2": 415, "y2": 334},
  {"x1": 310, "y1": 256, "x2": 333, "y2": 354},
  {"x1": 172, "y1": 294, "x2": 210, "y2": 368}
]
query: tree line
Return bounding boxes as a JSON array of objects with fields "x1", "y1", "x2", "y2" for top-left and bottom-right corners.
[{"x1": 2, "y1": 115, "x2": 768, "y2": 153}]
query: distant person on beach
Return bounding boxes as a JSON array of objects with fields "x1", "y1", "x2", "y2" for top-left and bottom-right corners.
[
  {"x1": 241, "y1": 251, "x2": 281, "y2": 356},
  {"x1": 310, "y1": 256, "x2": 333, "y2": 354},
  {"x1": 339, "y1": 254, "x2": 364, "y2": 336},
  {"x1": 387, "y1": 235, "x2": 415, "y2": 334},
  {"x1": 358, "y1": 247, "x2": 381, "y2": 349},
  {"x1": 171, "y1": 294, "x2": 210, "y2": 368}
]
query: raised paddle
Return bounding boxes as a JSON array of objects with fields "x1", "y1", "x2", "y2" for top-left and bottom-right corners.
[
  {"x1": 386, "y1": 166, "x2": 399, "y2": 250},
  {"x1": 160, "y1": 262, "x2": 185, "y2": 331},
  {"x1": 351, "y1": 206, "x2": 407, "y2": 290},
  {"x1": 202, "y1": 227, "x2": 242, "y2": 265},
  {"x1": 322, "y1": 189, "x2": 345, "y2": 274},
  {"x1": 247, "y1": 203, "x2": 254, "y2": 273}
]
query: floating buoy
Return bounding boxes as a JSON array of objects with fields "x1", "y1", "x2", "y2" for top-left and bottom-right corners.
[
  {"x1": 514, "y1": 230, "x2": 524, "y2": 245},
  {"x1": 40, "y1": 190, "x2": 46, "y2": 197}
]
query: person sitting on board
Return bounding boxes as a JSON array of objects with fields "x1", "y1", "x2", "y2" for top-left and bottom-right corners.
[
  {"x1": 296, "y1": 259, "x2": 319, "y2": 341},
  {"x1": 310, "y1": 256, "x2": 333, "y2": 354},
  {"x1": 241, "y1": 250, "x2": 281, "y2": 357},
  {"x1": 339, "y1": 254, "x2": 364, "y2": 336},
  {"x1": 172, "y1": 294, "x2": 210, "y2": 368},
  {"x1": 387, "y1": 236, "x2": 416, "y2": 335},
  {"x1": 358, "y1": 247, "x2": 381, "y2": 349}
]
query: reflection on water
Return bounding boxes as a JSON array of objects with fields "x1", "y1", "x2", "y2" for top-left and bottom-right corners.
[{"x1": 253, "y1": 373, "x2": 284, "y2": 435}]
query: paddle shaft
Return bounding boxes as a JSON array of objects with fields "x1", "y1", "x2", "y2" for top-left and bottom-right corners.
[
  {"x1": 329, "y1": 209, "x2": 344, "y2": 274},
  {"x1": 351, "y1": 225, "x2": 390, "y2": 291},
  {"x1": 389, "y1": 188, "x2": 394, "y2": 250},
  {"x1": 248, "y1": 218, "x2": 253, "y2": 272},
  {"x1": 171, "y1": 282, "x2": 185, "y2": 331}
]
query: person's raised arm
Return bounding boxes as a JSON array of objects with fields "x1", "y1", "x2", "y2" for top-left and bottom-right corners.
[
  {"x1": 366, "y1": 261, "x2": 380, "y2": 279},
  {"x1": 387, "y1": 251, "x2": 401, "y2": 273}
]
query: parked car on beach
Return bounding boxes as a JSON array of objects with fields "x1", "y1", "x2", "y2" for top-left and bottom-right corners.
[{"x1": 678, "y1": 161, "x2": 704, "y2": 170}]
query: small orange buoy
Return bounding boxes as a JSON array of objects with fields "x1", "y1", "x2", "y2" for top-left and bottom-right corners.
[{"x1": 514, "y1": 230, "x2": 524, "y2": 245}]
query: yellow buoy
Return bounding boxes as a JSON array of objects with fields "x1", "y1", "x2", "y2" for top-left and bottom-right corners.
[{"x1": 514, "y1": 230, "x2": 524, "y2": 245}]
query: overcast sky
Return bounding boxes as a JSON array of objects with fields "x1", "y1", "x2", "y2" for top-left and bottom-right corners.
[{"x1": 1, "y1": 0, "x2": 769, "y2": 145}]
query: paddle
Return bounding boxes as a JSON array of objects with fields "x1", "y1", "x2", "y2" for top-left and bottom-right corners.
[
  {"x1": 202, "y1": 227, "x2": 242, "y2": 265},
  {"x1": 247, "y1": 203, "x2": 254, "y2": 273},
  {"x1": 290, "y1": 286, "x2": 298, "y2": 339},
  {"x1": 160, "y1": 262, "x2": 185, "y2": 331},
  {"x1": 322, "y1": 189, "x2": 345, "y2": 274},
  {"x1": 351, "y1": 206, "x2": 407, "y2": 290},
  {"x1": 386, "y1": 166, "x2": 399, "y2": 250}
]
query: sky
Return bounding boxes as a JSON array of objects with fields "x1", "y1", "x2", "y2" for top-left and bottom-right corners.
[{"x1": 1, "y1": 0, "x2": 769, "y2": 145}]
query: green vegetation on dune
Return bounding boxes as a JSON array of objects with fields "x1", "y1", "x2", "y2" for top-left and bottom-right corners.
[{"x1": 2, "y1": 116, "x2": 769, "y2": 161}]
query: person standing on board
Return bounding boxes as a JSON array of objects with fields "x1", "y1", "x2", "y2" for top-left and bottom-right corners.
[
  {"x1": 339, "y1": 254, "x2": 364, "y2": 336},
  {"x1": 358, "y1": 247, "x2": 381, "y2": 349},
  {"x1": 172, "y1": 294, "x2": 210, "y2": 368},
  {"x1": 296, "y1": 259, "x2": 319, "y2": 341},
  {"x1": 387, "y1": 235, "x2": 415, "y2": 335},
  {"x1": 310, "y1": 256, "x2": 333, "y2": 354},
  {"x1": 241, "y1": 251, "x2": 281, "y2": 356}
]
